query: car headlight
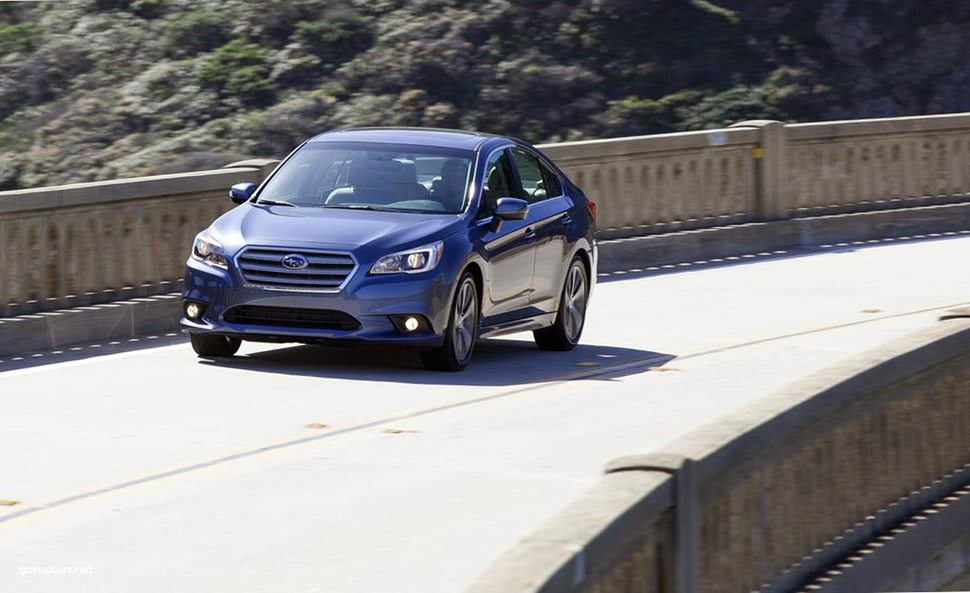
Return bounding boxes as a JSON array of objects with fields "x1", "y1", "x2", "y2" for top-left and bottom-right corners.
[
  {"x1": 192, "y1": 232, "x2": 228, "y2": 269},
  {"x1": 370, "y1": 242, "x2": 444, "y2": 275}
]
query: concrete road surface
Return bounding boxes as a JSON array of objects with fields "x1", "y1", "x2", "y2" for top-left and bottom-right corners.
[{"x1": 2, "y1": 235, "x2": 969, "y2": 593}]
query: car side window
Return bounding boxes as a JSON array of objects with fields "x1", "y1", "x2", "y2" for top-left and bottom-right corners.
[
  {"x1": 539, "y1": 160, "x2": 563, "y2": 198},
  {"x1": 479, "y1": 150, "x2": 514, "y2": 219},
  {"x1": 510, "y1": 148, "x2": 548, "y2": 204}
]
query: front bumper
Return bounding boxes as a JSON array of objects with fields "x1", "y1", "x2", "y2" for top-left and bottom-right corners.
[{"x1": 180, "y1": 257, "x2": 454, "y2": 347}]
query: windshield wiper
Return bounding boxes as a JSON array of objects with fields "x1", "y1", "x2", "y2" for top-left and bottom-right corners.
[
  {"x1": 320, "y1": 204, "x2": 382, "y2": 211},
  {"x1": 320, "y1": 204, "x2": 447, "y2": 214},
  {"x1": 256, "y1": 200, "x2": 297, "y2": 207}
]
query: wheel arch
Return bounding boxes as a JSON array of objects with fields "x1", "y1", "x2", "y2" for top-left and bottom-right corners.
[
  {"x1": 573, "y1": 246, "x2": 592, "y2": 282},
  {"x1": 560, "y1": 238, "x2": 595, "y2": 307},
  {"x1": 463, "y1": 260, "x2": 485, "y2": 314}
]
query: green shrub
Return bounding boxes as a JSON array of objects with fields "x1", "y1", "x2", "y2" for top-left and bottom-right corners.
[
  {"x1": 596, "y1": 92, "x2": 702, "y2": 136},
  {"x1": 677, "y1": 87, "x2": 788, "y2": 130},
  {"x1": 0, "y1": 22, "x2": 41, "y2": 55},
  {"x1": 292, "y1": 16, "x2": 372, "y2": 68},
  {"x1": 131, "y1": 0, "x2": 169, "y2": 19},
  {"x1": 165, "y1": 8, "x2": 230, "y2": 58},
  {"x1": 93, "y1": 0, "x2": 132, "y2": 11},
  {"x1": 198, "y1": 40, "x2": 276, "y2": 107}
]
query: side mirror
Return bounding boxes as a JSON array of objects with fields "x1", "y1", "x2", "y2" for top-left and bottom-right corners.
[
  {"x1": 490, "y1": 197, "x2": 529, "y2": 233},
  {"x1": 229, "y1": 183, "x2": 257, "y2": 204}
]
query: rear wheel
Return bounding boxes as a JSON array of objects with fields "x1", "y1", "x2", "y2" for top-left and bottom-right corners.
[
  {"x1": 421, "y1": 272, "x2": 478, "y2": 372},
  {"x1": 190, "y1": 334, "x2": 241, "y2": 358},
  {"x1": 534, "y1": 257, "x2": 588, "y2": 351}
]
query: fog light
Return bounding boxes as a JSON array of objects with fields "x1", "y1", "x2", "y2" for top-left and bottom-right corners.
[
  {"x1": 185, "y1": 302, "x2": 202, "y2": 320},
  {"x1": 389, "y1": 314, "x2": 430, "y2": 333}
]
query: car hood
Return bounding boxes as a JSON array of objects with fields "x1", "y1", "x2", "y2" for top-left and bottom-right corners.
[{"x1": 210, "y1": 204, "x2": 464, "y2": 254}]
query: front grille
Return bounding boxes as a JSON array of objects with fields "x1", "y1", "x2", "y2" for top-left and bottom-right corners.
[
  {"x1": 224, "y1": 305, "x2": 361, "y2": 331},
  {"x1": 237, "y1": 247, "x2": 356, "y2": 291}
]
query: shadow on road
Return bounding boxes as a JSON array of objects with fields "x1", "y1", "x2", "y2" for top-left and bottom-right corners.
[
  {"x1": 200, "y1": 338, "x2": 675, "y2": 387},
  {"x1": 0, "y1": 332, "x2": 187, "y2": 373},
  {"x1": 597, "y1": 232, "x2": 970, "y2": 284}
]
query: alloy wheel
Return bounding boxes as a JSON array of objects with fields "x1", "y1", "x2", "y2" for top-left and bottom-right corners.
[
  {"x1": 453, "y1": 280, "x2": 477, "y2": 363},
  {"x1": 563, "y1": 263, "x2": 587, "y2": 342}
]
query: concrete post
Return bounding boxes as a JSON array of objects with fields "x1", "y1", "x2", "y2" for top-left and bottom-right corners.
[
  {"x1": 730, "y1": 120, "x2": 789, "y2": 221},
  {"x1": 605, "y1": 454, "x2": 699, "y2": 593}
]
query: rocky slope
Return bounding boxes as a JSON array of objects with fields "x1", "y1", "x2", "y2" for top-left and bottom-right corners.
[{"x1": 1, "y1": 0, "x2": 968, "y2": 189}]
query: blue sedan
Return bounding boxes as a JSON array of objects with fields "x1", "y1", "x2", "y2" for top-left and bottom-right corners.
[{"x1": 180, "y1": 128, "x2": 597, "y2": 371}]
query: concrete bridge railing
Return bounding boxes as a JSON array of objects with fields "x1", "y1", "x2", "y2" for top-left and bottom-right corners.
[
  {"x1": 0, "y1": 160, "x2": 277, "y2": 316},
  {"x1": 4, "y1": 113, "x2": 970, "y2": 316},
  {"x1": 466, "y1": 315, "x2": 970, "y2": 593},
  {"x1": 541, "y1": 113, "x2": 970, "y2": 238},
  {"x1": 538, "y1": 127, "x2": 759, "y2": 234},
  {"x1": 785, "y1": 114, "x2": 970, "y2": 218}
]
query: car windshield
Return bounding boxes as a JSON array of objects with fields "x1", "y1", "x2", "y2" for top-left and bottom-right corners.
[{"x1": 256, "y1": 141, "x2": 475, "y2": 214}]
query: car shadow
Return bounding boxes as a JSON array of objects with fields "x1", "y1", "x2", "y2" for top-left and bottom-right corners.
[{"x1": 198, "y1": 339, "x2": 676, "y2": 387}]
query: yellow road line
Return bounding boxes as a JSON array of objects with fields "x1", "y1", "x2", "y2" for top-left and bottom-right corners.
[{"x1": 2, "y1": 300, "x2": 967, "y2": 528}]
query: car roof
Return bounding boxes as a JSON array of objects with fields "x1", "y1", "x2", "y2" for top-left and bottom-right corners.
[{"x1": 307, "y1": 127, "x2": 514, "y2": 151}]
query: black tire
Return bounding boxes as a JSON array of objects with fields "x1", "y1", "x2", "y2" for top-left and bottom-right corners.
[
  {"x1": 190, "y1": 334, "x2": 242, "y2": 358},
  {"x1": 421, "y1": 271, "x2": 479, "y2": 372},
  {"x1": 534, "y1": 257, "x2": 589, "y2": 351}
]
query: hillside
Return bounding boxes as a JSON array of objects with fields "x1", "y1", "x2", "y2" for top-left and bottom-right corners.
[{"x1": 1, "y1": 0, "x2": 969, "y2": 189}]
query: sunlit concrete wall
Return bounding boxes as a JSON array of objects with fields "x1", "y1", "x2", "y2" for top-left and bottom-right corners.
[
  {"x1": 0, "y1": 161, "x2": 276, "y2": 316},
  {"x1": 539, "y1": 127, "x2": 759, "y2": 234},
  {"x1": 541, "y1": 113, "x2": 970, "y2": 239},
  {"x1": 467, "y1": 317, "x2": 970, "y2": 593},
  {"x1": 4, "y1": 114, "x2": 970, "y2": 314}
]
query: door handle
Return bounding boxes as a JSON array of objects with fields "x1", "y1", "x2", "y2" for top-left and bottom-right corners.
[
  {"x1": 524, "y1": 227, "x2": 537, "y2": 241},
  {"x1": 561, "y1": 214, "x2": 574, "y2": 226}
]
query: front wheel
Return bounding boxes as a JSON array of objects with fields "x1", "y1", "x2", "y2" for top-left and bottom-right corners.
[
  {"x1": 421, "y1": 272, "x2": 478, "y2": 372},
  {"x1": 190, "y1": 334, "x2": 241, "y2": 358},
  {"x1": 534, "y1": 257, "x2": 588, "y2": 351}
]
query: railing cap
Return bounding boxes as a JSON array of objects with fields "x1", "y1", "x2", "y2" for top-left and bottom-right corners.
[{"x1": 0, "y1": 167, "x2": 264, "y2": 214}]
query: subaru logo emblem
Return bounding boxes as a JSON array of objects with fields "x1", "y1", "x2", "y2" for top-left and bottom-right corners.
[{"x1": 281, "y1": 254, "x2": 309, "y2": 270}]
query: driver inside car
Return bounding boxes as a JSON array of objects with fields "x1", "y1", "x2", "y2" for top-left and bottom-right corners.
[{"x1": 431, "y1": 158, "x2": 469, "y2": 211}]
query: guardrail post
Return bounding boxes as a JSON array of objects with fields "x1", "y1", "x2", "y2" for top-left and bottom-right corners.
[
  {"x1": 730, "y1": 120, "x2": 788, "y2": 221},
  {"x1": 605, "y1": 454, "x2": 699, "y2": 593}
]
